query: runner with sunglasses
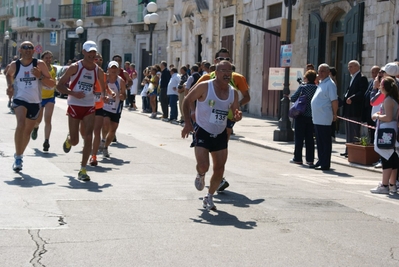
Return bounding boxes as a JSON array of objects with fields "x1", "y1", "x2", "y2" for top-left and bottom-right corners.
[
  {"x1": 192, "y1": 48, "x2": 251, "y2": 192},
  {"x1": 6, "y1": 41, "x2": 56, "y2": 172}
]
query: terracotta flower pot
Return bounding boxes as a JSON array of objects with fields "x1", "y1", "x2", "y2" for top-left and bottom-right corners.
[{"x1": 346, "y1": 143, "x2": 380, "y2": 165}]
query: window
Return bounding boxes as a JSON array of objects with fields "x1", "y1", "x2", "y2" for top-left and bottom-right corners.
[
  {"x1": 268, "y1": 3, "x2": 282, "y2": 20},
  {"x1": 224, "y1": 15, "x2": 234, "y2": 28},
  {"x1": 38, "y1": 5, "x2": 42, "y2": 18}
]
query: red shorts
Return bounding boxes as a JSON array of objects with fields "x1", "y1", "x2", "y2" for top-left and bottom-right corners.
[{"x1": 67, "y1": 105, "x2": 95, "y2": 120}]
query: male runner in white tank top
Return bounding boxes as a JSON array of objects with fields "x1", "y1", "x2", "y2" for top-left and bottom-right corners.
[
  {"x1": 181, "y1": 61, "x2": 242, "y2": 211},
  {"x1": 57, "y1": 41, "x2": 106, "y2": 181},
  {"x1": 6, "y1": 41, "x2": 55, "y2": 172}
]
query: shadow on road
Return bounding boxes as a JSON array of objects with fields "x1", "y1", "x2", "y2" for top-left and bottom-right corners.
[
  {"x1": 110, "y1": 142, "x2": 136, "y2": 150},
  {"x1": 4, "y1": 173, "x2": 55, "y2": 187},
  {"x1": 60, "y1": 175, "x2": 112, "y2": 193},
  {"x1": 213, "y1": 191, "x2": 265, "y2": 208},
  {"x1": 191, "y1": 209, "x2": 257, "y2": 229},
  {"x1": 100, "y1": 157, "x2": 130, "y2": 166},
  {"x1": 33, "y1": 148, "x2": 58, "y2": 158}
]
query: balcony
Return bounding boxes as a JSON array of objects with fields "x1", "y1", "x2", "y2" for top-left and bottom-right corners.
[
  {"x1": 86, "y1": 1, "x2": 114, "y2": 18},
  {"x1": 0, "y1": 6, "x2": 13, "y2": 18},
  {"x1": 10, "y1": 17, "x2": 29, "y2": 31},
  {"x1": 27, "y1": 17, "x2": 62, "y2": 32},
  {"x1": 59, "y1": 4, "x2": 85, "y2": 21}
]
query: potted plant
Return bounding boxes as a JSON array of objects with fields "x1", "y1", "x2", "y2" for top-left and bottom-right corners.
[
  {"x1": 37, "y1": 22, "x2": 44, "y2": 28},
  {"x1": 346, "y1": 136, "x2": 380, "y2": 165}
]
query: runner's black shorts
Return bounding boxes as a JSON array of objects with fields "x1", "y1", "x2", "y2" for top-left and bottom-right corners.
[{"x1": 192, "y1": 125, "x2": 228, "y2": 152}]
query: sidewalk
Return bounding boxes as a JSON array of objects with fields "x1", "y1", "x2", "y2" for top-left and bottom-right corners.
[{"x1": 131, "y1": 97, "x2": 381, "y2": 174}]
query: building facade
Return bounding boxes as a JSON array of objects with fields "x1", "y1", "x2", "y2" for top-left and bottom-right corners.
[{"x1": 1, "y1": 0, "x2": 398, "y2": 119}]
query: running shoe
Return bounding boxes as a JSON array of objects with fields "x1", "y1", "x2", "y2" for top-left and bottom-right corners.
[
  {"x1": 370, "y1": 183, "x2": 389, "y2": 194},
  {"x1": 89, "y1": 156, "x2": 98, "y2": 166},
  {"x1": 63, "y1": 134, "x2": 71, "y2": 153},
  {"x1": 195, "y1": 173, "x2": 205, "y2": 191},
  {"x1": 78, "y1": 169, "x2": 90, "y2": 181},
  {"x1": 12, "y1": 157, "x2": 23, "y2": 173},
  {"x1": 389, "y1": 183, "x2": 397, "y2": 193},
  {"x1": 7, "y1": 100, "x2": 11, "y2": 108},
  {"x1": 103, "y1": 147, "x2": 110, "y2": 157},
  {"x1": 31, "y1": 127, "x2": 38, "y2": 140},
  {"x1": 112, "y1": 136, "x2": 117, "y2": 143},
  {"x1": 203, "y1": 195, "x2": 217, "y2": 211},
  {"x1": 99, "y1": 140, "x2": 105, "y2": 153},
  {"x1": 217, "y1": 178, "x2": 230, "y2": 192},
  {"x1": 43, "y1": 140, "x2": 50, "y2": 152}
]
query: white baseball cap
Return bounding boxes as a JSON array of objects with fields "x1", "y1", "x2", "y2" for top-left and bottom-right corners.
[
  {"x1": 381, "y1": 62, "x2": 399, "y2": 76},
  {"x1": 108, "y1": 61, "x2": 119, "y2": 68},
  {"x1": 82, "y1": 41, "x2": 97, "y2": 52}
]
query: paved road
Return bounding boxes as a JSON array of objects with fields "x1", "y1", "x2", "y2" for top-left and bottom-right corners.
[{"x1": 0, "y1": 76, "x2": 398, "y2": 266}]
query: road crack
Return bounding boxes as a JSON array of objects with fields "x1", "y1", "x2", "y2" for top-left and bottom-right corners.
[{"x1": 29, "y1": 229, "x2": 47, "y2": 267}]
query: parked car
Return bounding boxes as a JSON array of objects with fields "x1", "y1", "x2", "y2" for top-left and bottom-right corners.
[{"x1": 53, "y1": 65, "x2": 69, "y2": 98}]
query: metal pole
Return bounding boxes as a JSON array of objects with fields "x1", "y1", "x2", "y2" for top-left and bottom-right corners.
[
  {"x1": 149, "y1": 23, "x2": 154, "y2": 58},
  {"x1": 5, "y1": 39, "x2": 9, "y2": 65},
  {"x1": 273, "y1": 0, "x2": 294, "y2": 141}
]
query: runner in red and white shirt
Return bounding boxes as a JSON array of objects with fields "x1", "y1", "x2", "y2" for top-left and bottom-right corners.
[{"x1": 57, "y1": 41, "x2": 106, "y2": 181}]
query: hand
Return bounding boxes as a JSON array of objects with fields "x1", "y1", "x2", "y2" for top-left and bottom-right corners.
[
  {"x1": 233, "y1": 109, "x2": 242, "y2": 122},
  {"x1": 31, "y1": 67, "x2": 41, "y2": 79},
  {"x1": 6, "y1": 85, "x2": 13, "y2": 97},
  {"x1": 181, "y1": 122, "x2": 193, "y2": 138},
  {"x1": 333, "y1": 114, "x2": 337, "y2": 122},
  {"x1": 72, "y1": 91, "x2": 85, "y2": 99},
  {"x1": 346, "y1": 98, "x2": 352, "y2": 105}
]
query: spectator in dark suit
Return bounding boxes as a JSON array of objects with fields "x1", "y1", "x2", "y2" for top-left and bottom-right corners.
[
  {"x1": 363, "y1": 65, "x2": 380, "y2": 143},
  {"x1": 341, "y1": 60, "x2": 369, "y2": 157}
]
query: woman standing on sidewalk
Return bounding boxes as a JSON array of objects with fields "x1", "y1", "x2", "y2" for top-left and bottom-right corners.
[
  {"x1": 290, "y1": 70, "x2": 318, "y2": 166},
  {"x1": 370, "y1": 76, "x2": 399, "y2": 194}
]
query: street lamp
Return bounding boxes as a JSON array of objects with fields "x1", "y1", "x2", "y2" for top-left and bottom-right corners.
[
  {"x1": 144, "y1": 2, "x2": 159, "y2": 59},
  {"x1": 75, "y1": 19, "x2": 84, "y2": 59},
  {"x1": 4, "y1": 31, "x2": 9, "y2": 66},
  {"x1": 273, "y1": 0, "x2": 296, "y2": 141}
]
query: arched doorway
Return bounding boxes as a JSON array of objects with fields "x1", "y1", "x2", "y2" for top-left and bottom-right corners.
[
  {"x1": 101, "y1": 39, "x2": 110, "y2": 70},
  {"x1": 329, "y1": 12, "x2": 344, "y2": 98}
]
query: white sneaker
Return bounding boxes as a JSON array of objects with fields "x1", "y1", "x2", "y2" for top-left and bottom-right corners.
[
  {"x1": 195, "y1": 173, "x2": 205, "y2": 191},
  {"x1": 370, "y1": 183, "x2": 389, "y2": 194},
  {"x1": 389, "y1": 183, "x2": 398, "y2": 193},
  {"x1": 203, "y1": 195, "x2": 216, "y2": 211},
  {"x1": 103, "y1": 147, "x2": 110, "y2": 157},
  {"x1": 374, "y1": 162, "x2": 382, "y2": 168},
  {"x1": 99, "y1": 140, "x2": 105, "y2": 153}
]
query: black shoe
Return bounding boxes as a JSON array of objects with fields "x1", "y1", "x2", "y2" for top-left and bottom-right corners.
[
  {"x1": 31, "y1": 127, "x2": 38, "y2": 140},
  {"x1": 309, "y1": 163, "x2": 320, "y2": 169},
  {"x1": 112, "y1": 136, "x2": 117, "y2": 143},
  {"x1": 315, "y1": 166, "x2": 330, "y2": 171},
  {"x1": 217, "y1": 178, "x2": 230, "y2": 192},
  {"x1": 43, "y1": 140, "x2": 50, "y2": 152},
  {"x1": 340, "y1": 152, "x2": 348, "y2": 157}
]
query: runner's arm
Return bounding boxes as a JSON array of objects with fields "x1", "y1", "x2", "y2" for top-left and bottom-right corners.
[
  {"x1": 119, "y1": 79, "x2": 127, "y2": 101},
  {"x1": 124, "y1": 70, "x2": 132, "y2": 88},
  {"x1": 37, "y1": 60, "x2": 56, "y2": 88},
  {"x1": 56, "y1": 64, "x2": 80, "y2": 97},
  {"x1": 5, "y1": 62, "x2": 16, "y2": 97}
]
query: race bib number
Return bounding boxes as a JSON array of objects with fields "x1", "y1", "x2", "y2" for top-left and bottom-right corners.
[
  {"x1": 105, "y1": 98, "x2": 116, "y2": 110},
  {"x1": 94, "y1": 92, "x2": 101, "y2": 102},
  {"x1": 78, "y1": 81, "x2": 93, "y2": 93},
  {"x1": 209, "y1": 109, "x2": 228, "y2": 125}
]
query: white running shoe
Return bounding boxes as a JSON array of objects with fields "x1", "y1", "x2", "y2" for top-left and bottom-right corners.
[
  {"x1": 103, "y1": 147, "x2": 110, "y2": 158},
  {"x1": 195, "y1": 173, "x2": 205, "y2": 191},
  {"x1": 389, "y1": 183, "x2": 397, "y2": 193},
  {"x1": 370, "y1": 183, "x2": 389, "y2": 194},
  {"x1": 203, "y1": 195, "x2": 216, "y2": 211}
]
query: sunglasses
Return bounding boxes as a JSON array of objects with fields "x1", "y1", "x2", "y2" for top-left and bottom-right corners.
[
  {"x1": 21, "y1": 45, "x2": 34, "y2": 50},
  {"x1": 216, "y1": 57, "x2": 230, "y2": 61}
]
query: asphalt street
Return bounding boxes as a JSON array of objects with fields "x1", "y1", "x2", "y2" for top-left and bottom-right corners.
[{"x1": 0, "y1": 75, "x2": 398, "y2": 267}]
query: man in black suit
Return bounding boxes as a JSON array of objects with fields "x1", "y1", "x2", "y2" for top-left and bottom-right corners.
[
  {"x1": 363, "y1": 65, "x2": 381, "y2": 143},
  {"x1": 341, "y1": 60, "x2": 369, "y2": 157}
]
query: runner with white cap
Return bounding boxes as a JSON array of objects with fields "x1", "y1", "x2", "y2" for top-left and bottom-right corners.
[{"x1": 57, "y1": 40, "x2": 106, "y2": 181}]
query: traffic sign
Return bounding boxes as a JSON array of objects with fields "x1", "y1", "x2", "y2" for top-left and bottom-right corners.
[
  {"x1": 34, "y1": 44, "x2": 43, "y2": 54},
  {"x1": 268, "y1": 67, "x2": 305, "y2": 93}
]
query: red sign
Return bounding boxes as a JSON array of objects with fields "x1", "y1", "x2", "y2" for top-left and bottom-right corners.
[{"x1": 34, "y1": 44, "x2": 43, "y2": 54}]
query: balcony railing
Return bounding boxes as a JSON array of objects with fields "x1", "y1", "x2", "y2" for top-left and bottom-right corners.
[
  {"x1": 86, "y1": 1, "x2": 114, "y2": 17},
  {"x1": 10, "y1": 17, "x2": 29, "y2": 30},
  {"x1": 27, "y1": 17, "x2": 62, "y2": 31},
  {"x1": 59, "y1": 4, "x2": 85, "y2": 20},
  {"x1": 0, "y1": 6, "x2": 13, "y2": 18}
]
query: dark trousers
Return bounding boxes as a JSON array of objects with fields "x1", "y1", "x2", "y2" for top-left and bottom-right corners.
[
  {"x1": 125, "y1": 89, "x2": 131, "y2": 106},
  {"x1": 142, "y1": 96, "x2": 149, "y2": 111},
  {"x1": 160, "y1": 87, "x2": 168, "y2": 118},
  {"x1": 345, "y1": 116, "x2": 361, "y2": 152},
  {"x1": 314, "y1": 124, "x2": 332, "y2": 168},
  {"x1": 293, "y1": 115, "x2": 314, "y2": 163},
  {"x1": 168, "y1": 95, "x2": 178, "y2": 120}
]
